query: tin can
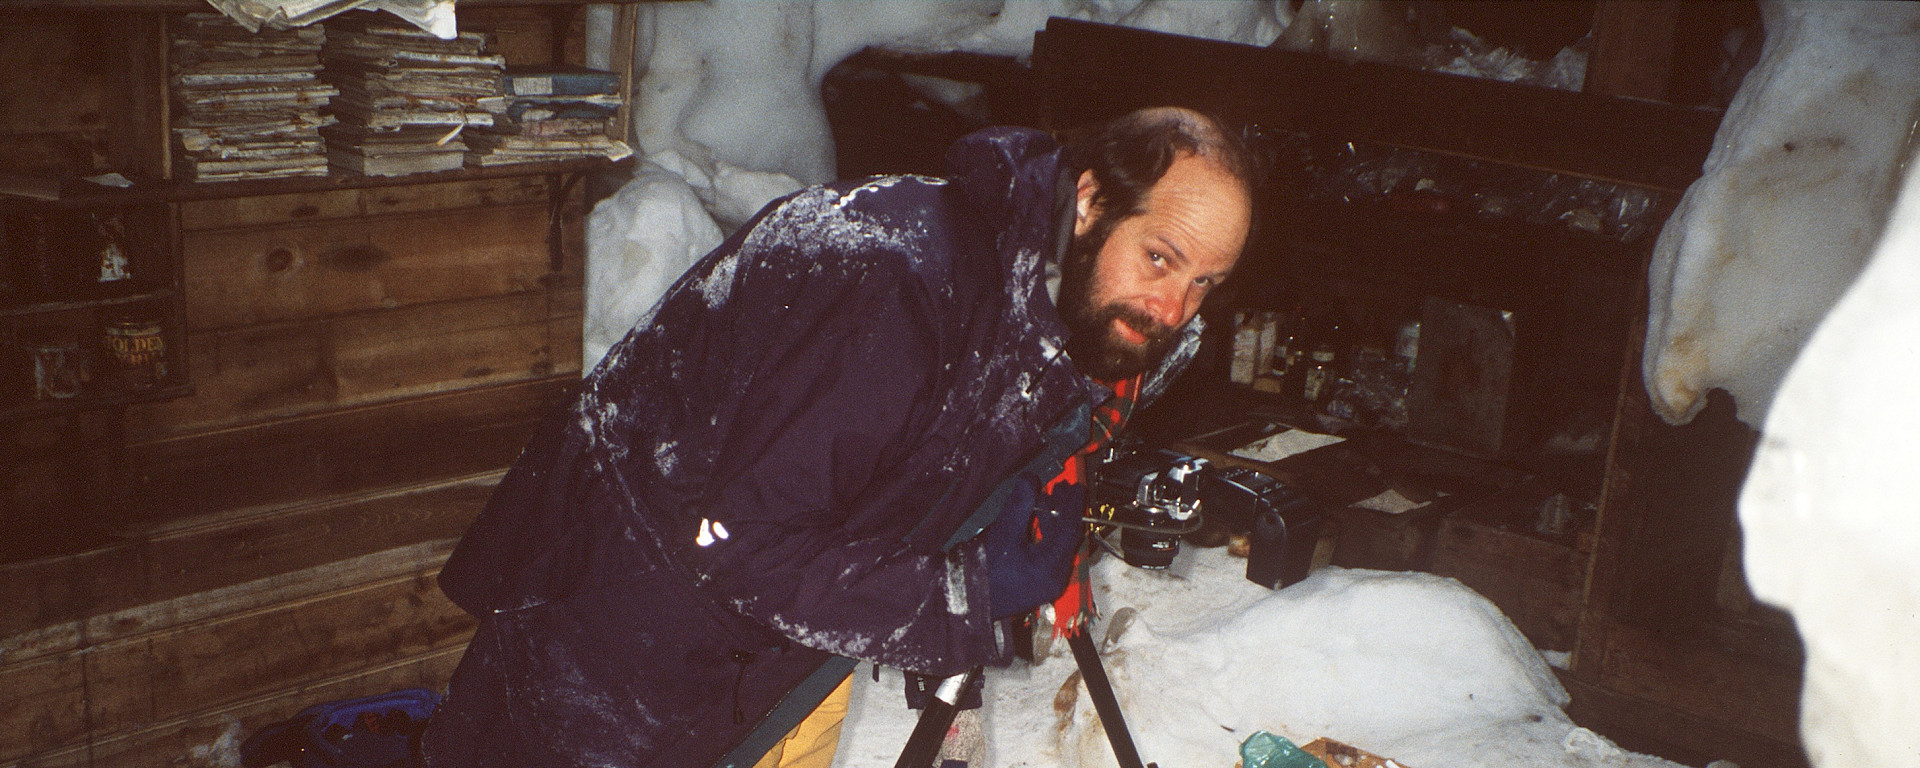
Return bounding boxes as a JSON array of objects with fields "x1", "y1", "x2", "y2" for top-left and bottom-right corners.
[
  {"x1": 19, "y1": 324, "x2": 88, "y2": 400},
  {"x1": 104, "y1": 317, "x2": 167, "y2": 390}
]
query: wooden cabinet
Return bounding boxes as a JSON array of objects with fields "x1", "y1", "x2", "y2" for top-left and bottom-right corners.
[
  {"x1": 0, "y1": 5, "x2": 634, "y2": 765},
  {"x1": 2, "y1": 3, "x2": 631, "y2": 541}
]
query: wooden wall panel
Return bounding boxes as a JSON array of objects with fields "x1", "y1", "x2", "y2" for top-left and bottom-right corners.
[
  {"x1": 177, "y1": 187, "x2": 365, "y2": 232},
  {"x1": 330, "y1": 292, "x2": 561, "y2": 399},
  {"x1": 1595, "y1": 623, "x2": 1802, "y2": 739},
  {"x1": 176, "y1": 176, "x2": 555, "y2": 232},
  {"x1": 463, "y1": 5, "x2": 572, "y2": 65},
  {"x1": 95, "y1": 646, "x2": 465, "y2": 768},
  {"x1": 180, "y1": 203, "x2": 556, "y2": 332},
  {"x1": 0, "y1": 544, "x2": 145, "y2": 654},
  {"x1": 3, "y1": 646, "x2": 468, "y2": 768},
  {"x1": 0, "y1": 11, "x2": 113, "y2": 175},
  {"x1": 358, "y1": 172, "x2": 556, "y2": 217},
  {"x1": 81, "y1": 570, "x2": 474, "y2": 729},
  {"x1": 0, "y1": 654, "x2": 85, "y2": 764},
  {"x1": 136, "y1": 475, "x2": 494, "y2": 599},
  {"x1": 124, "y1": 292, "x2": 571, "y2": 440},
  {"x1": 122, "y1": 377, "x2": 569, "y2": 525},
  {"x1": 3, "y1": 543, "x2": 472, "y2": 762}
]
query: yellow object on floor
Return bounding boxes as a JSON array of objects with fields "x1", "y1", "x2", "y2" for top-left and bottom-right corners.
[{"x1": 751, "y1": 674, "x2": 853, "y2": 768}]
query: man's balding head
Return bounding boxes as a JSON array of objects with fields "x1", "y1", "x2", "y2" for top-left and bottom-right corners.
[{"x1": 1056, "y1": 107, "x2": 1258, "y2": 381}]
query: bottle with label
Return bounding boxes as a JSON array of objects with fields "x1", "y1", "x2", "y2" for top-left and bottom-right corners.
[
  {"x1": 1229, "y1": 310, "x2": 1259, "y2": 385},
  {"x1": 1301, "y1": 344, "x2": 1336, "y2": 405}
]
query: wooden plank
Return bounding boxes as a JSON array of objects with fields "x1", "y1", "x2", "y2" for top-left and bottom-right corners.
[
  {"x1": 179, "y1": 202, "x2": 557, "y2": 331},
  {"x1": 3, "y1": 538, "x2": 460, "y2": 669},
  {"x1": 1570, "y1": 277, "x2": 1655, "y2": 677},
  {"x1": 136, "y1": 474, "x2": 494, "y2": 599},
  {"x1": 179, "y1": 175, "x2": 557, "y2": 233},
  {"x1": 0, "y1": 12, "x2": 113, "y2": 138},
  {"x1": 123, "y1": 320, "x2": 331, "y2": 438},
  {"x1": 176, "y1": 187, "x2": 365, "y2": 232},
  {"x1": 330, "y1": 292, "x2": 563, "y2": 401},
  {"x1": 464, "y1": 5, "x2": 566, "y2": 66},
  {"x1": 1430, "y1": 518, "x2": 1584, "y2": 651},
  {"x1": 359, "y1": 173, "x2": 556, "y2": 218},
  {"x1": 109, "y1": 11, "x2": 167, "y2": 181},
  {"x1": 1595, "y1": 622, "x2": 1803, "y2": 741},
  {"x1": 0, "y1": 653, "x2": 86, "y2": 763},
  {"x1": 121, "y1": 376, "x2": 571, "y2": 528},
  {"x1": 1, "y1": 645, "x2": 467, "y2": 768},
  {"x1": 1035, "y1": 17, "x2": 1723, "y2": 193},
  {"x1": 81, "y1": 568, "x2": 475, "y2": 730},
  {"x1": 1586, "y1": 0, "x2": 1679, "y2": 101},
  {"x1": 1558, "y1": 669, "x2": 1809, "y2": 768},
  {"x1": 0, "y1": 543, "x2": 146, "y2": 658},
  {"x1": 606, "y1": 4, "x2": 641, "y2": 143},
  {"x1": 87, "y1": 538, "x2": 459, "y2": 646},
  {"x1": 124, "y1": 291, "x2": 570, "y2": 439}
]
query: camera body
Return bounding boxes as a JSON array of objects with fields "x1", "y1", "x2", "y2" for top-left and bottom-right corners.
[
  {"x1": 1091, "y1": 446, "x2": 1329, "y2": 587},
  {"x1": 1089, "y1": 448, "x2": 1208, "y2": 569}
]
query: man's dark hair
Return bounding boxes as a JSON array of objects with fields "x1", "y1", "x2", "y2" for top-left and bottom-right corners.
[{"x1": 1059, "y1": 106, "x2": 1261, "y2": 248}]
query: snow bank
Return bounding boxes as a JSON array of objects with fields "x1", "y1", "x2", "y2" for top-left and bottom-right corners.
[{"x1": 834, "y1": 547, "x2": 1682, "y2": 768}]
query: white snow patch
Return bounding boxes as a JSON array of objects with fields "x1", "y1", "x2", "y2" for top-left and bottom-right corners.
[
  {"x1": 834, "y1": 548, "x2": 1682, "y2": 768},
  {"x1": 697, "y1": 253, "x2": 741, "y2": 309},
  {"x1": 654, "y1": 440, "x2": 680, "y2": 476}
]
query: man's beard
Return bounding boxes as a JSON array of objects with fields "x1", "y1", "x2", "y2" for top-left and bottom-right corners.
[{"x1": 1057, "y1": 222, "x2": 1179, "y2": 382}]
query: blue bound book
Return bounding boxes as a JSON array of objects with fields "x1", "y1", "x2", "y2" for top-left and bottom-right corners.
[{"x1": 503, "y1": 64, "x2": 621, "y2": 97}]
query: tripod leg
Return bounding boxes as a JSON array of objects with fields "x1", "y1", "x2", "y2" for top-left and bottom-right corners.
[
  {"x1": 1068, "y1": 630, "x2": 1150, "y2": 768},
  {"x1": 892, "y1": 668, "x2": 978, "y2": 768}
]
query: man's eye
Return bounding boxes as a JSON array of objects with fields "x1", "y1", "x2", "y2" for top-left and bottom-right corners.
[
  {"x1": 1147, "y1": 252, "x2": 1167, "y2": 265},
  {"x1": 1194, "y1": 276, "x2": 1215, "y2": 287}
]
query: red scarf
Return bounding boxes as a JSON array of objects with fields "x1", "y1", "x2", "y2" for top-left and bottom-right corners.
[{"x1": 1047, "y1": 374, "x2": 1140, "y2": 637}]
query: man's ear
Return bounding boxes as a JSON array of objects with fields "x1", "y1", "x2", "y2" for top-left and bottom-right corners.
[{"x1": 1073, "y1": 170, "x2": 1098, "y2": 237}]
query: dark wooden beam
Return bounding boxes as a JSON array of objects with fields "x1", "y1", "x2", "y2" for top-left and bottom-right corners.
[
  {"x1": 1036, "y1": 17, "x2": 1722, "y2": 193},
  {"x1": 1586, "y1": 0, "x2": 1681, "y2": 100}
]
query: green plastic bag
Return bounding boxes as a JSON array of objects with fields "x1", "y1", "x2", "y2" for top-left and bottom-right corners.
[{"x1": 1240, "y1": 731, "x2": 1330, "y2": 768}]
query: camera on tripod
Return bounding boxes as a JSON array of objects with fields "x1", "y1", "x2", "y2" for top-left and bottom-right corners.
[
  {"x1": 1090, "y1": 443, "x2": 1330, "y2": 587},
  {"x1": 1088, "y1": 447, "x2": 1208, "y2": 569}
]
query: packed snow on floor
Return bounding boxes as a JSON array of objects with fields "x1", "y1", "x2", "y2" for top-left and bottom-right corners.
[{"x1": 833, "y1": 545, "x2": 1688, "y2": 768}]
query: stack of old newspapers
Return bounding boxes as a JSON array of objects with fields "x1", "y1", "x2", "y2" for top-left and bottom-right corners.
[
  {"x1": 318, "y1": 13, "x2": 504, "y2": 176},
  {"x1": 170, "y1": 12, "x2": 336, "y2": 181}
]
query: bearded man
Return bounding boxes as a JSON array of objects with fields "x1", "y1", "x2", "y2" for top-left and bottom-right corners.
[{"x1": 421, "y1": 106, "x2": 1257, "y2": 768}]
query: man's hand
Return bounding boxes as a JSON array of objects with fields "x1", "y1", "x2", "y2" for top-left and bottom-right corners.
[{"x1": 982, "y1": 477, "x2": 1084, "y2": 620}]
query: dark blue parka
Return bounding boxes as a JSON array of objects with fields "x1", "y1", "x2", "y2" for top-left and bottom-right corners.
[{"x1": 421, "y1": 127, "x2": 1203, "y2": 768}]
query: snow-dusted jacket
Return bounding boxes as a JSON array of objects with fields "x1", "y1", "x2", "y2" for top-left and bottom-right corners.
[{"x1": 422, "y1": 127, "x2": 1202, "y2": 768}]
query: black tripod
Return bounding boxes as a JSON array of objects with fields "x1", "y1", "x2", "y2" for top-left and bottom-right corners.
[{"x1": 891, "y1": 628, "x2": 1152, "y2": 768}]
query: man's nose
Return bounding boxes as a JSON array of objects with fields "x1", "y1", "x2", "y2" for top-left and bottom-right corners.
[{"x1": 1144, "y1": 282, "x2": 1199, "y2": 329}]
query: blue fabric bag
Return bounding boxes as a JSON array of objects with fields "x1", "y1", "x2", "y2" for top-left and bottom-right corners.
[{"x1": 241, "y1": 688, "x2": 440, "y2": 768}]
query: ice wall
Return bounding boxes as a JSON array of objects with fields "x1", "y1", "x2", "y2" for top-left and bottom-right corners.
[
  {"x1": 1739, "y1": 74, "x2": 1920, "y2": 768},
  {"x1": 1642, "y1": 1, "x2": 1920, "y2": 426}
]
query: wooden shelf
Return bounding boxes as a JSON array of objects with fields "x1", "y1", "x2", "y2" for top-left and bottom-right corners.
[
  {"x1": 0, "y1": 287, "x2": 177, "y2": 319},
  {"x1": 1036, "y1": 17, "x2": 1725, "y2": 194},
  {"x1": 164, "y1": 156, "x2": 629, "y2": 202},
  {"x1": 6, "y1": 156, "x2": 627, "y2": 209},
  {"x1": 0, "y1": 382, "x2": 193, "y2": 423}
]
